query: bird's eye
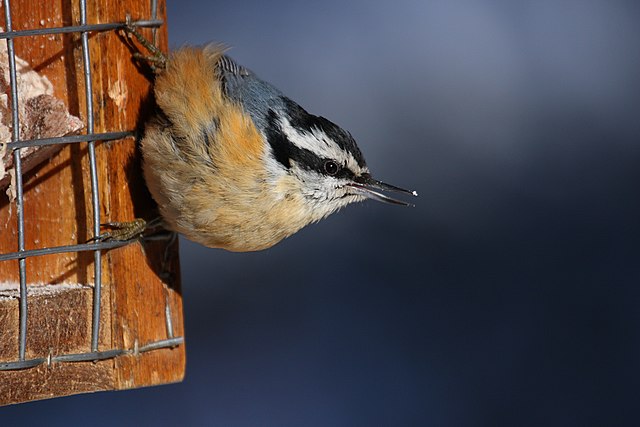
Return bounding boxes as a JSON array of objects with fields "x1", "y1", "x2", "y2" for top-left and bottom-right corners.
[{"x1": 324, "y1": 160, "x2": 339, "y2": 175}]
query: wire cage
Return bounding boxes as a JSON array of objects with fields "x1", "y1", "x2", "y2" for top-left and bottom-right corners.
[{"x1": 0, "y1": 0, "x2": 184, "y2": 405}]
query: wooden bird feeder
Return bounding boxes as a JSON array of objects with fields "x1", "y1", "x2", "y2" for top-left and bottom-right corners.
[{"x1": 0, "y1": 0, "x2": 185, "y2": 405}]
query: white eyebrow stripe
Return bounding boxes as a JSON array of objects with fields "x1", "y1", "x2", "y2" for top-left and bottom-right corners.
[{"x1": 279, "y1": 117, "x2": 362, "y2": 171}]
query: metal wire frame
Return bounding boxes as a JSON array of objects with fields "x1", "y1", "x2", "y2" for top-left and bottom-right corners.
[{"x1": 0, "y1": 0, "x2": 183, "y2": 371}]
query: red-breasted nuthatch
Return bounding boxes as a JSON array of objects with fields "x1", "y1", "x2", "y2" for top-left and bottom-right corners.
[{"x1": 112, "y1": 26, "x2": 416, "y2": 252}]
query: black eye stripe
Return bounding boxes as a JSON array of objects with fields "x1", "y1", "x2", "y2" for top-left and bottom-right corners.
[
  {"x1": 265, "y1": 109, "x2": 294, "y2": 169},
  {"x1": 265, "y1": 109, "x2": 356, "y2": 180},
  {"x1": 279, "y1": 96, "x2": 367, "y2": 168}
]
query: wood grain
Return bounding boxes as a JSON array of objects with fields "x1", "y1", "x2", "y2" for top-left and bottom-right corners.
[{"x1": 0, "y1": 0, "x2": 185, "y2": 405}]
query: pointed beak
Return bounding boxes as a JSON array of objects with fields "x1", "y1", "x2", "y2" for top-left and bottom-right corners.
[{"x1": 347, "y1": 174, "x2": 418, "y2": 206}]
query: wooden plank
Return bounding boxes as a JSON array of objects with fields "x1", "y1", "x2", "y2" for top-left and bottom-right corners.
[
  {"x1": 1, "y1": 362, "x2": 114, "y2": 404},
  {"x1": 0, "y1": 0, "x2": 185, "y2": 405}
]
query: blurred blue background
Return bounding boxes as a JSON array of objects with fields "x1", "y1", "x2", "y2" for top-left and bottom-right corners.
[{"x1": 5, "y1": 0, "x2": 640, "y2": 425}]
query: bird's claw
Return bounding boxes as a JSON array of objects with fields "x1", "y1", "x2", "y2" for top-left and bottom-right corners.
[
  {"x1": 90, "y1": 218, "x2": 148, "y2": 242},
  {"x1": 122, "y1": 13, "x2": 167, "y2": 71}
]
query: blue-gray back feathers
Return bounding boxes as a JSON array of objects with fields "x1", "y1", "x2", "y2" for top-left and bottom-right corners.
[{"x1": 216, "y1": 55, "x2": 367, "y2": 172}]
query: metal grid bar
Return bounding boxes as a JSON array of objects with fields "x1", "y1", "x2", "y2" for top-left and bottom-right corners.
[
  {"x1": 0, "y1": 0, "x2": 183, "y2": 372},
  {"x1": 3, "y1": 0, "x2": 28, "y2": 363},
  {"x1": 6, "y1": 131, "x2": 135, "y2": 150},
  {"x1": 0, "y1": 19, "x2": 162, "y2": 40},
  {"x1": 79, "y1": 0, "x2": 103, "y2": 353},
  {"x1": 0, "y1": 337, "x2": 185, "y2": 371},
  {"x1": 0, "y1": 240, "x2": 132, "y2": 262},
  {"x1": 151, "y1": 0, "x2": 159, "y2": 45}
]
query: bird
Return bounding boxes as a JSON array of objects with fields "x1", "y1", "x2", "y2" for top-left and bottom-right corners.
[{"x1": 104, "y1": 23, "x2": 416, "y2": 252}]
